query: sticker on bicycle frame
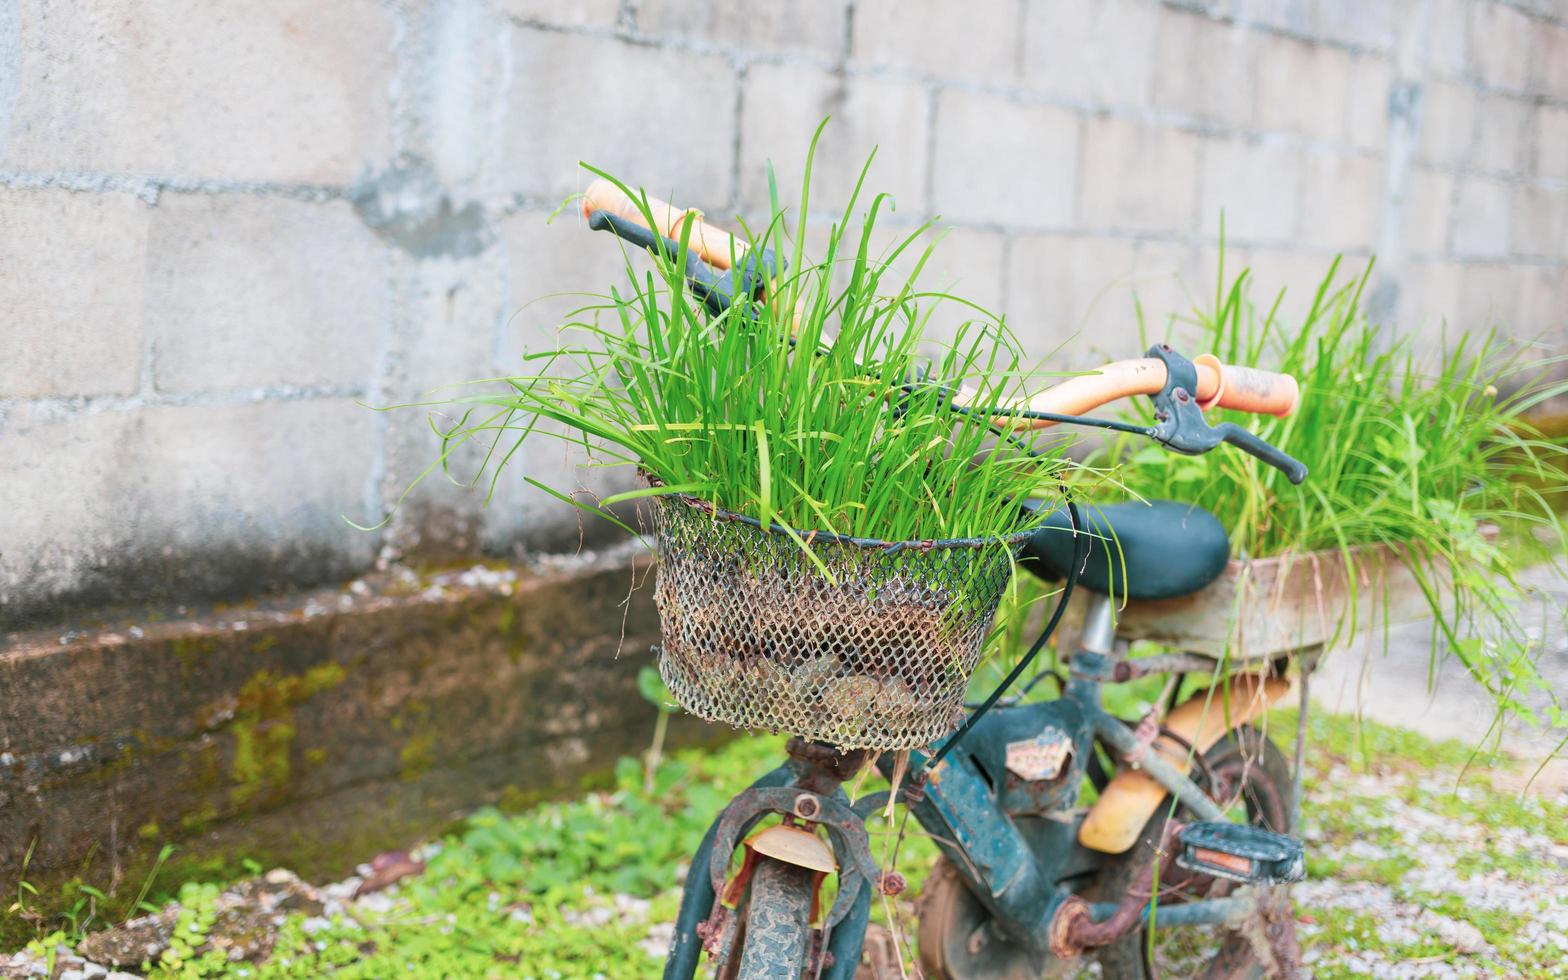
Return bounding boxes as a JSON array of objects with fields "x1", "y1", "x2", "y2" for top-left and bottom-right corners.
[{"x1": 1005, "y1": 726, "x2": 1072, "y2": 781}]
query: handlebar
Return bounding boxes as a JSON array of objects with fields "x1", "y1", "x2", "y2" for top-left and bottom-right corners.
[
  {"x1": 580, "y1": 184, "x2": 1308, "y2": 483},
  {"x1": 948, "y1": 351, "x2": 1307, "y2": 483},
  {"x1": 581, "y1": 178, "x2": 749, "y2": 273},
  {"x1": 952, "y1": 356, "x2": 1299, "y2": 428}
]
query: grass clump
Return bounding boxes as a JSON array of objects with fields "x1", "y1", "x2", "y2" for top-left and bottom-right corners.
[
  {"x1": 1091, "y1": 254, "x2": 1568, "y2": 727},
  {"x1": 419, "y1": 127, "x2": 1069, "y2": 552}
]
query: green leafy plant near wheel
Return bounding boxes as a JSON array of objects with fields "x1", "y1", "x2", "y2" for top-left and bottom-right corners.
[{"x1": 1088, "y1": 252, "x2": 1568, "y2": 733}]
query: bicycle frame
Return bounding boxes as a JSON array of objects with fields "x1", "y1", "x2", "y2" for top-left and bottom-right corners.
[
  {"x1": 577, "y1": 186, "x2": 1311, "y2": 976},
  {"x1": 662, "y1": 591, "x2": 1272, "y2": 978}
]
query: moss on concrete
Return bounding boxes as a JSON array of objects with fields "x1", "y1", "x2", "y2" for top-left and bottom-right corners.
[{"x1": 228, "y1": 663, "x2": 347, "y2": 807}]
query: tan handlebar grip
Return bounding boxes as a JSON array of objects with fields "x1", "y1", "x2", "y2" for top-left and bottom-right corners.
[
  {"x1": 1195, "y1": 361, "x2": 1301, "y2": 417},
  {"x1": 950, "y1": 355, "x2": 1300, "y2": 429},
  {"x1": 580, "y1": 178, "x2": 747, "y2": 271}
]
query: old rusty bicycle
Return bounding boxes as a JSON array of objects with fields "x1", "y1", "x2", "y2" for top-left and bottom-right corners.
[{"x1": 582, "y1": 181, "x2": 1312, "y2": 978}]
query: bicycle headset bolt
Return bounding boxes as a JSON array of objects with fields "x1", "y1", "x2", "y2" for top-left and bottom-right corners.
[{"x1": 793, "y1": 793, "x2": 820, "y2": 819}]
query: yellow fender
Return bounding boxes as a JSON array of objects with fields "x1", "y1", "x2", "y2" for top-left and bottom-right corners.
[{"x1": 1078, "y1": 674, "x2": 1290, "y2": 854}]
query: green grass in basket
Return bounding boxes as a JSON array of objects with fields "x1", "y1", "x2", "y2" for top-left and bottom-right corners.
[
  {"x1": 423, "y1": 125, "x2": 1072, "y2": 562},
  {"x1": 1090, "y1": 249, "x2": 1568, "y2": 730}
]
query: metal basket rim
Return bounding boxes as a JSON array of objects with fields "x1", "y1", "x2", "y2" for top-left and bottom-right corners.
[{"x1": 643, "y1": 474, "x2": 1034, "y2": 553}]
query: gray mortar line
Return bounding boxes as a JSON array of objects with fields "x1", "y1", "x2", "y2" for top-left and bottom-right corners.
[
  {"x1": 0, "y1": 170, "x2": 346, "y2": 206},
  {"x1": 1496, "y1": 0, "x2": 1568, "y2": 29},
  {"x1": 363, "y1": 0, "x2": 416, "y2": 537},
  {"x1": 841, "y1": 0, "x2": 858, "y2": 64},
  {"x1": 921, "y1": 83, "x2": 939, "y2": 222},
  {"x1": 0, "y1": 384, "x2": 369, "y2": 423},
  {"x1": 728, "y1": 61, "x2": 748, "y2": 215}
]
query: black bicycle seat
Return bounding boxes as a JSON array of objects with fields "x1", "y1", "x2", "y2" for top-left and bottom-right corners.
[{"x1": 1020, "y1": 500, "x2": 1230, "y2": 600}]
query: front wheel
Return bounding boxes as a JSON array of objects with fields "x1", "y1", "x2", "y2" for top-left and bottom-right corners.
[
  {"x1": 1093, "y1": 724, "x2": 1301, "y2": 979},
  {"x1": 726, "y1": 856, "x2": 816, "y2": 979}
]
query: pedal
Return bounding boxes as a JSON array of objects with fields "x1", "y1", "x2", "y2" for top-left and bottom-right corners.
[{"x1": 1175, "y1": 822, "x2": 1305, "y2": 885}]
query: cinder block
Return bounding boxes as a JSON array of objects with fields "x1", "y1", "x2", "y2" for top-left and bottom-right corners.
[
  {"x1": 1400, "y1": 258, "x2": 1465, "y2": 345},
  {"x1": 1247, "y1": 247, "x2": 1359, "y2": 329},
  {"x1": 1345, "y1": 55, "x2": 1392, "y2": 150},
  {"x1": 1152, "y1": 8, "x2": 1255, "y2": 127},
  {"x1": 1198, "y1": 138, "x2": 1302, "y2": 243},
  {"x1": 1307, "y1": 0, "x2": 1396, "y2": 51},
  {"x1": 1417, "y1": 81, "x2": 1476, "y2": 168},
  {"x1": 145, "y1": 195, "x2": 388, "y2": 393},
  {"x1": 1254, "y1": 34, "x2": 1352, "y2": 142},
  {"x1": 1474, "y1": 93, "x2": 1532, "y2": 174},
  {"x1": 1537, "y1": 106, "x2": 1568, "y2": 180},
  {"x1": 1529, "y1": 21, "x2": 1568, "y2": 100},
  {"x1": 1458, "y1": 263, "x2": 1522, "y2": 333},
  {"x1": 851, "y1": 0, "x2": 1019, "y2": 84},
  {"x1": 1127, "y1": 241, "x2": 1216, "y2": 338},
  {"x1": 1425, "y1": 0, "x2": 1469, "y2": 77},
  {"x1": 0, "y1": 400, "x2": 376, "y2": 612},
  {"x1": 372, "y1": 249, "x2": 520, "y2": 561},
  {"x1": 1235, "y1": 0, "x2": 1312, "y2": 35},
  {"x1": 637, "y1": 0, "x2": 848, "y2": 58},
  {"x1": 1451, "y1": 177, "x2": 1512, "y2": 258},
  {"x1": 1, "y1": 0, "x2": 392, "y2": 183},
  {"x1": 917, "y1": 227, "x2": 1008, "y2": 348},
  {"x1": 1517, "y1": 267, "x2": 1568, "y2": 344},
  {"x1": 1241, "y1": 0, "x2": 1393, "y2": 50},
  {"x1": 1020, "y1": 0, "x2": 1159, "y2": 106},
  {"x1": 1078, "y1": 117, "x2": 1201, "y2": 233},
  {"x1": 503, "y1": 0, "x2": 621, "y2": 28},
  {"x1": 0, "y1": 189, "x2": 150, "y2": 398},
  {"x1": 502, "y1": 210, "x2": 637, "y2": 362},
  {"x1": 492, "y1": 209, "x2": 652, "y2": 549},
  {"x1": 505, "y1": 28, "x2": 737, "y2": 204},
  {"x1": 137, "y1": 399, "x2": 378, "y2": 547},
  {"x1": 738, "y1": 65, "x2": 929, "y2": 216},
  {"x1": 1403, "y1": 169, "x2": 1455, "y2": 254},
  {"x1": 0, "y1": 408, "x2": 138, "y2": 606},
  {"x1": 1468, "y1": 1, "x2": 1533, "y2": 91},
  {"x1": 1509, "y1": 184, "x2": 1568, "y2": 258},
  {"x1": 1297, "y1": 150, "x2": 1381, "y2": 251},
  {"x1": 1005, "y1": 233, "x2": 1144, "y2": 365},
  {"x1": 930, "y1": 92, "x2": 1079, "y2": 229}
]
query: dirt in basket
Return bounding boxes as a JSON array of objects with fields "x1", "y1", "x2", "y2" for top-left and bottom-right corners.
[{"x1": 664, "y1": 571, "x2": 974, "y2": 710}]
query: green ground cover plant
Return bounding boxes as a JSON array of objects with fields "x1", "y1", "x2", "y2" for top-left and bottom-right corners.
[{"x1": 17, "y1": 711, "x2": 1565, "y2": 978}]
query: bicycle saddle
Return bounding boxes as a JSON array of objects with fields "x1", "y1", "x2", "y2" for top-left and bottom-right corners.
[{"x1": 1020, "y1": 500, "x2": 1230, "y2": 600}]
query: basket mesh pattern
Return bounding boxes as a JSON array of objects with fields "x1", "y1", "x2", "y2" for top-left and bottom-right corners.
[{"x1": 652, "y1": 494, "x2": 1024, "y2": 751}]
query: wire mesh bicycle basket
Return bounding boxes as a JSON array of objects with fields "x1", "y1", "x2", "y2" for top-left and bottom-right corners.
[{"x1": 650, "y1": 490, "x2": 1030, "y2": 751}]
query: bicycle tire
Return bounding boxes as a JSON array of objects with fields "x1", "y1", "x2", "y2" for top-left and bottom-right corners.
[
  {"x1": 918, "y1": 856, "x2": 1058, "y2": 978},
  {"x1": 733, "y1": 857, "x2": 816, "y2": 980},
  {"x1": 1092, "y1": 725, "x2": 1300, "y2": 980}
]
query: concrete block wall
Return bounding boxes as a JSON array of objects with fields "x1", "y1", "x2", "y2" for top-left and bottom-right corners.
[{"x1": 3, "y1": 0, "x2": 1566, "y2": 626}]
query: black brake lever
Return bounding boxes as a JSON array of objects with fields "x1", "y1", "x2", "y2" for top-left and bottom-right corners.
[
  {"x1": 1146, "y1": 344, "x2": 1309, "y2": 485},
  {"x1": 586, "y1": 209, "x2": 778, "y2": 318},
  {"x1": 1212, "y1": 423, "x2": 1309, "y2": 484}
]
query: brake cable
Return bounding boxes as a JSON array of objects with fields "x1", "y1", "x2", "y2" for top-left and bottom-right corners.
[
  {"x1": 925, "y1": 497, "x2": 1086, "y2": 772},
  {"x1": 943, "y1": 400, "x2": 1157, "y2": 438}
]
